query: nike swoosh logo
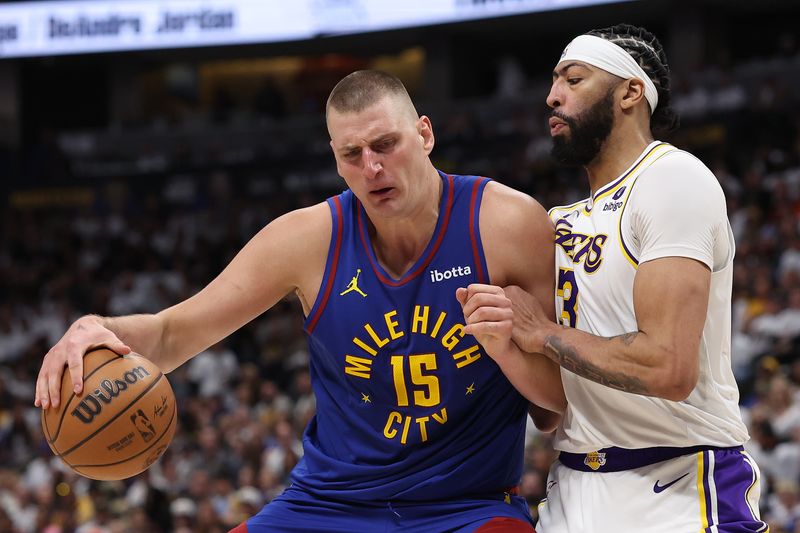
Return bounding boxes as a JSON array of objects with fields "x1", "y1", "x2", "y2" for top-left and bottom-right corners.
[{"x1": 653, "y1": 473, "x2": 689, "y2": 493}]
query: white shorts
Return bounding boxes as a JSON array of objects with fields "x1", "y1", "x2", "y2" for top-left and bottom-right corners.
[{"x1": 537, "y1": 446, "x2": 767, "y2": 533}]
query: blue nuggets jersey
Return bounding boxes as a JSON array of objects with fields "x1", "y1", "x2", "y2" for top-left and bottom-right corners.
[{"x1": 295, "y1": 171, "x2": 529, "y2": 503}]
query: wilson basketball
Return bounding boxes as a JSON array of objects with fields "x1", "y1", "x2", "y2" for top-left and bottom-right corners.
[{"x1": 41, "y1": 348, "x2": 177, "y2": 481}]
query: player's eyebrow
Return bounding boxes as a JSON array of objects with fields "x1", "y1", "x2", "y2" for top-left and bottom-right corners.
[
  {"x1": 339, "y1": 133, "x2": 397, "y2": 152},
  {"x1": 552, "y1": 62, "x2": 590, "y2": 79}
]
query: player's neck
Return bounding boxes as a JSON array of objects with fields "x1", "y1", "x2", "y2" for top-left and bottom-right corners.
[
  {"x1": 585, "y1": 127, "x2": 654, "y2": 196},
  {"x1": 369, "y1": 169, "x2": 442, "y2": 279}
]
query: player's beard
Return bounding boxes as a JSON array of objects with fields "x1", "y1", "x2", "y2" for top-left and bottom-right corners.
[{"x1": 550, "y1": 88, "x2": 615, "y2": 166}]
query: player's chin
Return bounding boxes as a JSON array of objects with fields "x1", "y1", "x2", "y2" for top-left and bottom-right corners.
[{"x1": 368, "y1": 196, "x2": 404, "y2": 217}]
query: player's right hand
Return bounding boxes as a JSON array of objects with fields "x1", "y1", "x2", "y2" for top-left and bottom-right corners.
[
  {"x1": 456, "y1": 284, "x2": 515, "y2": 360},
  {"x1": 503, "y1": 285, "x2": 555, "y2": 355},
  {"x1": 35, "y1": 315, "x2": 131, "y2": 410}
]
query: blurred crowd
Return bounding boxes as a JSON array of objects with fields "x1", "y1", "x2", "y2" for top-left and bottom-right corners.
[{"x1": 1, "y1": 47, "x2": 800, "y2": 532}]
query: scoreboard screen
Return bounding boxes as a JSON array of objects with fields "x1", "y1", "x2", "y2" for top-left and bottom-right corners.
[{"x1": 0, "y1": 0, "x2": 633, "y2": 58}]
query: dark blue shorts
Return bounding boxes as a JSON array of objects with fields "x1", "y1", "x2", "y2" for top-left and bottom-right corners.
[{"x1": 244, "y1": 485, "x2": 535, "y2": 532}]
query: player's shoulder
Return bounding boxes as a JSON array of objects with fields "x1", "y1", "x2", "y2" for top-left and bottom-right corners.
[
  {"x1": 260, "y1": 201, "x2": 333, "y2": 255},
  {"x1": 628, "y1": 145, "x2": 727, "y2": 221},
  {"x1": 646, "y1": 144, "x2": 717, "y2": 183},
  {"x1": 638, "y1": 144, "x2": 723, "y2": 197},
  {"x1": 276, "y1": 200, "x2": 333, "y2": 229},
  {"x1": 479, "y1": 181, "x2": 554, "y2": 287},
  {"x1": 480, "y1": 181, "x2": 553, "y2": 251},
  {"x1": 265, "y1": 200, "x2": 335, "y2": 280},
  {"x1": 482, "y1": 181, "x2": 550, "y2": 226}
]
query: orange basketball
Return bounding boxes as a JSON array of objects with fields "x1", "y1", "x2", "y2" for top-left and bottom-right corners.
[{"x1": 41, "y1": 348, "x2": 178, "y2": 481}]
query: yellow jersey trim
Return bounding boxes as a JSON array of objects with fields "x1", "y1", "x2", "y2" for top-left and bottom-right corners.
[
  {"x1": 615, "y1": 144, "x2": 678, "y2": 268},
  {"x1": 697, "y1": 451, "x2": 708, "y2": 531},
  {"x1": 585, "y1": 142, "x2": 672, "y2": 214},
  {"x1": 548, "y1": 198, "x2": 589, "y2": 218}
]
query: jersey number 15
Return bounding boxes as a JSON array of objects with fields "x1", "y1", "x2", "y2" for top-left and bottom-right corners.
[{"x1": 390, "y1": 354, "x2": 440, "y2": 407}]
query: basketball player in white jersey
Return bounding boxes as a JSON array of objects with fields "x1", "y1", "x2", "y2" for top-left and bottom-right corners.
[{"x1": 458, "y1": 24, "x2": 766, "y2": 532}]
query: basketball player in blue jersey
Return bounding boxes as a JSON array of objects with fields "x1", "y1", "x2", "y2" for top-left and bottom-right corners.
[
  {"x1": 461, "y1": 24, "x2": 766, "y2": 532},
  {"x1": 34, "y1": 70, "x2": 564, "y2": 532}
]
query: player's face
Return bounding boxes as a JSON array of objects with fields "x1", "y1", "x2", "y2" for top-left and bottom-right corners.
[
  {"x1": 328, "y1": 95, "x2": 434, "y2": 217},
  {"x1": 547, "y1": 61, "x2": 617, "y2": 166}
]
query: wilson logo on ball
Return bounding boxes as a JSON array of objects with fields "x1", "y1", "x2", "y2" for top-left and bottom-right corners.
[{"x1": 71, "y1": 366, "x2": 152, "y2": 424}]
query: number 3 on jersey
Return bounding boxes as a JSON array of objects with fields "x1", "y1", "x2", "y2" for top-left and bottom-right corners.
[{"x1": 557, "y1": 268, "x2": 579, "y2": 327}]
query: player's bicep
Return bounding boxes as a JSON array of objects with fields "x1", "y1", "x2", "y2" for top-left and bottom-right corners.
[
  {"x1": 633, "y1": 257, "x2": 710, "y2": 384},
  {"x1": 160, "y1": 203, "x2": 331, "y2": 357},
  {"x1": 518, "y1": 205, "x2": 556, "y2": 321},
  {"x1": 480, "y1": 182, "x2": 555, "y2": 320}
]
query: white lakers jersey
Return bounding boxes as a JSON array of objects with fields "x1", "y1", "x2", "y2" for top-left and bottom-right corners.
[{"x1": 550, "y1": 141, "x2": 749, "y2": 452}]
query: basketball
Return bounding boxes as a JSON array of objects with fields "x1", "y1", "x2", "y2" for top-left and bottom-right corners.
[{"x1": 41, "y1": 348, "x2": 178, "y2": 481}]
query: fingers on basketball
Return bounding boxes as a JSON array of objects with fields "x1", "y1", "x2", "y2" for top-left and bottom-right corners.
[{"x1": 41, "y1": 348, "x2": 178, "y2": 481}]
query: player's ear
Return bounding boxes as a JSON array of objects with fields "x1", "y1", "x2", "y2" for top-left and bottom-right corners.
[
  {"x1": 620, "y1": 78, "x2": 646, "y2": 112},
  {"x1": 418, "y1": 115, "x2": 435, "y2": 155}
]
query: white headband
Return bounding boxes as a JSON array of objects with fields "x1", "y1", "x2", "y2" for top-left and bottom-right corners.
[{"x1": 559, "y1": 34, "x2": 658, "y2": 115}]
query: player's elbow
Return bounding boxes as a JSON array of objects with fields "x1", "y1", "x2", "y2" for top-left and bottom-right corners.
[
  {"x1": 528, "y1": 404, "x2": 562, "y2": 433},
  {"x1": 658, "y1": 357, "x2": 699, "y2": 402},
  {"x1": 154, "y1": 311, "x2": 183, "y2": 374},
  {"x1": 533, "y1": 412, "x2": 561, "y2": 433}
]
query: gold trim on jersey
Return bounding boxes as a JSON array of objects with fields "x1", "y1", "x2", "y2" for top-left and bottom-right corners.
[
  {"x1": 616, "y1": 144, "x2": 678, "y2": 268},
  {"x1": 548, "y1": 142, "x2": 678, "y2": 270},
  {"x1": 584, "y1": 142, "x2": 672, "y2": 214},
  {"x1": 547, "y1": 142, "x2": 673, "y2": 219},
  {"x1": 548, "y1": 198, "x2": 589, "y2": 218}
]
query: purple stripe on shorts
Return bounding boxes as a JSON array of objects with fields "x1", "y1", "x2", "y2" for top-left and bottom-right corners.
[{"x1": 704, "y1": 448, "x2": 768, "y2": 533}]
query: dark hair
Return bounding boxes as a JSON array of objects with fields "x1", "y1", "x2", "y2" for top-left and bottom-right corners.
[
  {"x1": 326, "y1": 70, "x2": 414, "y2": 117},
  {"x1": 586, "y1": 23, "x2": 679, "y2": 134}
]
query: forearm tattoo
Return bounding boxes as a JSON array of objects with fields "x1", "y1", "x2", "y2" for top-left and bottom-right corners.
[{"x1": 543, "y1": 333, "x2": 649, "y2": 395}]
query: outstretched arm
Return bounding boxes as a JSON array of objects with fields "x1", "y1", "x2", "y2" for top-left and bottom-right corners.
[{"x1": 35, "y1": 203, "x2": 331, "y2": 409}]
